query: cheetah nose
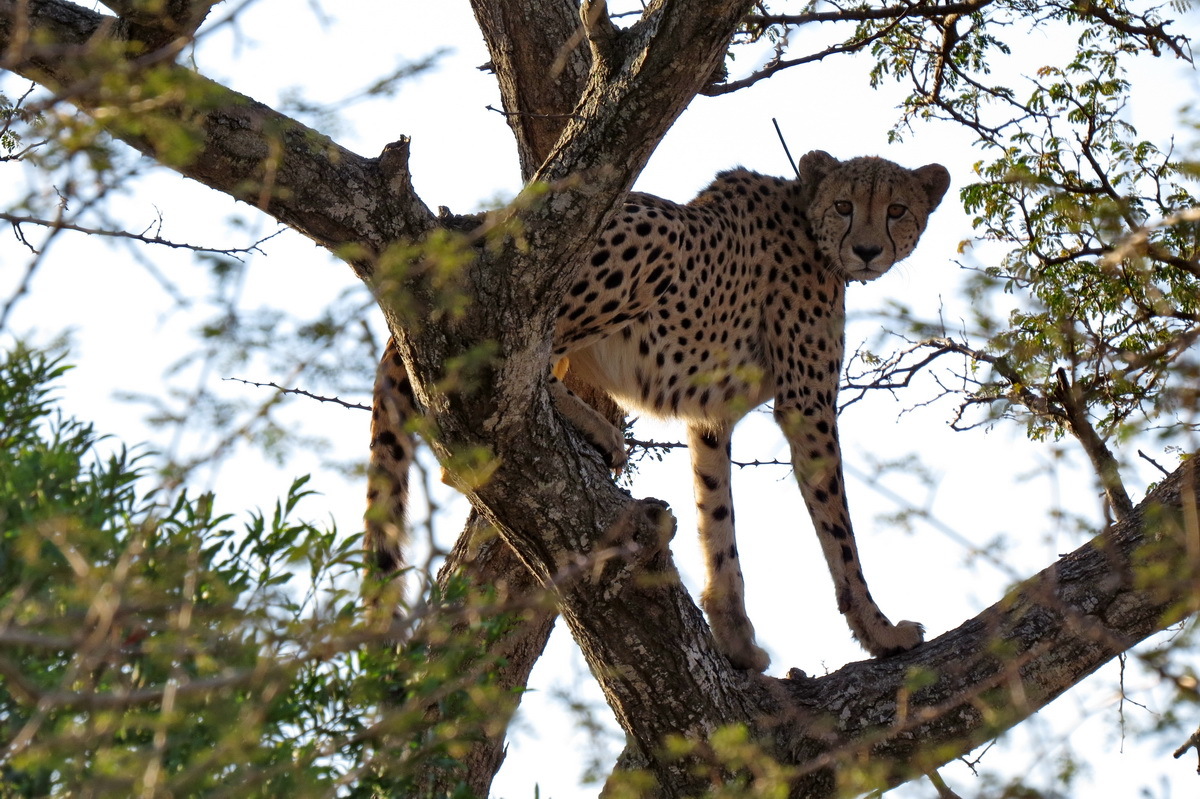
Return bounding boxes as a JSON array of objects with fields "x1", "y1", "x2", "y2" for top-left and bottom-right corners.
[{"x1": 852, "y1": 244, "x2": 883, "y2": 263}]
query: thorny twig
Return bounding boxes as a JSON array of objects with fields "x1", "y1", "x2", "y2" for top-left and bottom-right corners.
[
  {"x1": 704, "y1": 11, "x2": 904, "y2": 96},
  {"x1": 224, "y1": 376, "x2": 370, "y2": 411},
  {"x1": 1138, "y1": 449, "x2": 1171, "y2": 477},
  {"x1": 0, "y1": 211, "x2": 283, "y2": 257}
]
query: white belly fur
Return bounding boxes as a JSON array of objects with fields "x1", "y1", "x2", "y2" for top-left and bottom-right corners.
[{"x1": 567, "y1": 329, "x2": 774, "y2": 426}]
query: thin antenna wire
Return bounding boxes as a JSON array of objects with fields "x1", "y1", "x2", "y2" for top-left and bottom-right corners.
[{"x1": 772, "y1": 117, "x2": 800, "y2": 178}]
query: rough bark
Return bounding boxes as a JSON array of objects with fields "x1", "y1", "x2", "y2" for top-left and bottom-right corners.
[
  {"x1": 468, "y1": 0, "x2": 624, "y2": 432},
  {"x1": 4, "y1": 3, "x2": 1199, "y2": 798},
  {"x1": 469, "y1": 0, "x2": 591, "y2": 180},
  {"x1": 99, "y1": 0, "x2": 219, "y2": 51}
]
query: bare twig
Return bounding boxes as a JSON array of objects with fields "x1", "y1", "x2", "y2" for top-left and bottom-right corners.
[
  {"x1": 772, "y1": 117, "x2": 800, "y2": 178},
  {"x1": 748, "y1": 0, "x2": 995, "y2": 27},
  {"x1": 924, "y1": 767, "x2": 965, "y2": 799},
  {"x1": 1173, "y1": 726, "x2": 1200, "y2": 773},
  {"x1": 223, "y1": 376, "x2": 371, "y2": 411},
  {"x1": 704, "y1": 20, "x2": 897, "y2": 95},
  {"x1": 484, "y1": 104, "x2": 581, "y2": 121},
  {"x1": 0, "y1": 212, "x2": 282, "y2": 256},
  {"x1": 1137, "y1": 449, "x2": 1171, "y2": 477}
]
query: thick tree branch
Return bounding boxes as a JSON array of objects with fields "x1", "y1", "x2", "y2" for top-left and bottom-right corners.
[
  {"x1": 99, "y1": 0, "x2": 219, "y2": 51},
  {"x1": 411, "y1": 3, "x2": 625, "y2": 792},
  {"x1": 770, "y1": 457, "x2": 1200, "y2": 796},
  {"x1": 416, "y1": 520, "x2": 557, "y2": 797},
  {"x1": 594, "y1": 454, "x2": 1200, "y2": 798},
  {"x1": 0, "y1": 0, "x2": 436, "y2": 264}
]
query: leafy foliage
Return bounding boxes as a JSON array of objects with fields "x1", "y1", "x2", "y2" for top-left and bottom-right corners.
[
  {"x1": 0, "y1": 343, "x2": 521, "y2": 797},
  {"x1": 958, "y1": 42, "x2": 1200, "y2": 443}
]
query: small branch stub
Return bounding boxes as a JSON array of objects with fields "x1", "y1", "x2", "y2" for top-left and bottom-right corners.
[
  {"x1": 379, "y1": 137, "x2": 415, "y2": 198},
  {"x1": 581, "y1": 0, "x2": 618, "y2": 51},
  {"x1": 1173, "y1": 725, "x2": 1200, "y2": 773}
]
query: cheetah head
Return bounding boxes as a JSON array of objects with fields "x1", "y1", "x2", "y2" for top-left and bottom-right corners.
[{"x1": 800, "y1": 150, "x2": 951, "y2": 283}]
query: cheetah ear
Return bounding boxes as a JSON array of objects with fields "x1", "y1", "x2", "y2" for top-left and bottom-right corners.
[
  {"x1": 915, "y1": 163, "x2": 952, "y2": 210},
  {"x1": 798, "y1": 150, "x2": 839, "y2": 186}
]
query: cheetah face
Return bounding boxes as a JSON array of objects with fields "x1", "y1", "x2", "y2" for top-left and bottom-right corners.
[{"x1": 801, "y1": 151, "x2": 951, "y2": 283}]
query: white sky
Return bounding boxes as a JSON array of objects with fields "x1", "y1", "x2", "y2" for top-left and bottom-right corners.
[{"x1": 2, "y1": 1, "x2": 1199, "y2": 797}]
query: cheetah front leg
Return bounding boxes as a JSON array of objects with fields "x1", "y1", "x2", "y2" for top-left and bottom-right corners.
[
  {"x1": 775, "y1": 405, "x2": 924, "y2": 657},
  {"x1": 689, "y1": 423, "x2": 771, "y2": 671},
  {"x1": 549, "y1": 374, "x2": 628, "y2": 471}
]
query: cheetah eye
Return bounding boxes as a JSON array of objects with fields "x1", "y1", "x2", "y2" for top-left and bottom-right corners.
[
  {"x1": 834, "y1": 200, "x2": 853, "y2": 216},
  {"x1": 887, "y1": 204, "x2": 907, "y2": 219}
]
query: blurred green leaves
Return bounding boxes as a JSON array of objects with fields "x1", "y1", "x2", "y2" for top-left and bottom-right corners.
[{"x1": 0, "y1": 342, "x2": 522, "y2": 797}]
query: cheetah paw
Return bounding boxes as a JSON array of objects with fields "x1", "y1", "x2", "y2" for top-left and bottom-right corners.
[
  {"x1": 589, "y1": 424, "x2": 628, "y2": 472},
  {"x1": 723, "y1": 640, "x2": 771, "y2": 672},
  {"x1": 864, "y1": 619, "x2": 925, "y2": 657},
  {"x1": 705, "y1": 603, "x2": 772, "y2": 671}
]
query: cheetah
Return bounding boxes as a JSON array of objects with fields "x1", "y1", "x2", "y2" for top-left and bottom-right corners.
[{"x1": 367, "y1": 150, "x2": 951, "y2": 671}]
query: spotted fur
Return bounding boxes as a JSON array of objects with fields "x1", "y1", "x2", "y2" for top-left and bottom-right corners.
[
  {"x1": 367, "y1": 150, "x2": 950, "y2": 670},
  {"x1": 365, "y1": 340, "x2": 416, "y2": 604}
]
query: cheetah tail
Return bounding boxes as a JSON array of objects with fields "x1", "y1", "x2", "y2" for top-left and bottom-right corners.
[{"x1": 365, "y1": 336, "x2": 417, "y2": 605}]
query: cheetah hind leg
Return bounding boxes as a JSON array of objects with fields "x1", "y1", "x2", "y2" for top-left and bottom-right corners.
[
  {"x1": 689, "y1": 424, "x2": 771, "y2": 671},
  {"x1": 549, "y1": 371, "x2": 628, "y2": 471}
]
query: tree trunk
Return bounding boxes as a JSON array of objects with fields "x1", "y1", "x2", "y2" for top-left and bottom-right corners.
[{"x1": 469, "y1": 0, "x2": 591, "y2": 179}]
